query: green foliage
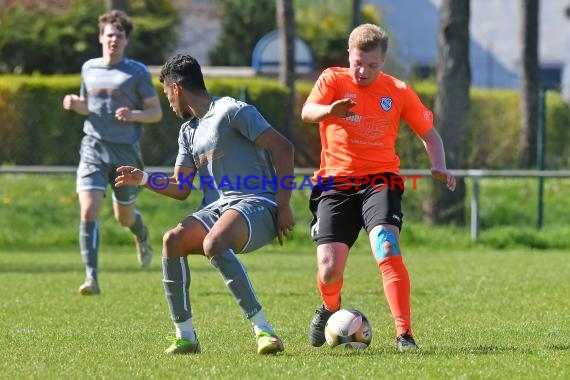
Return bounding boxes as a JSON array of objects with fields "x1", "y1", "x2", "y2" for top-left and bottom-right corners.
[
  {"x1": 123, "y1": 0, "x2": 180, "y2": 65},
  {"x1": 208, "y1": 0, "x2": 381, "y2": 69},
  {"x1": 0, "y1": 75, "x2": 85, "y2": 165},
  {"x1": 544, "y1": 91, "x2": 570, "y2": 168},
  {"x1": 394, "y1": 83, "x2": 570, "y2": 170},
  {"x1": 0, "y1": 74, "x2": 290, "y2": 166},
  {"x1": 2, "y1": 75, "x2": 570, "y2": 170},
  {"x1": 209, "y1": 0, "x2": 276, "y2": 66},
  {"x1": 294, "y1": 0, "x2": 381, "y2": 69},
  {"x1": 0, "y1": 3, "x2": 103, "y2": 74},
  {"x1": 0, "y1": 0, "x2": 179, "y2": 74}
]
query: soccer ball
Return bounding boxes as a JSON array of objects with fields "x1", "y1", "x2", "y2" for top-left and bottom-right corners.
[{"x1": 324, "y1": 308, "x2": 372, "y2": 349}]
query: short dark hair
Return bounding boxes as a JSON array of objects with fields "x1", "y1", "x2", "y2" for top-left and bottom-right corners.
[
  {"x1": 159, "y1": 54, "x2": 207, "y2": 92},
  {"x1": 98, "y1": 10, "x2": 133, "y2": 38}
]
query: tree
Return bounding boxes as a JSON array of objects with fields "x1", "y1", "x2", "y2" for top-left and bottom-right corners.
[
  {"x1": 519, "y1": 0, "x2": 540, "y2": 168},
  {"x1": 294, "y1": 0, "x2": 380, "y2": 69},
  {"x1": 209, "y1": 0, "x2": 276, "y2": 66},
  {"x1": 424, "y1": 0, "x2": 470, "y2": 224},
  {"x1": 351, "y1": 0, "x2": 362, "y2": 28},
  {"x1": 105, "y1": 0, "x2": 129, "y2": 11},
  {"x1": 0, "y1": 0, "x2": 179, "y2": 73},
  {"x1": 276, "y1": 0, "x2": 296, "y2": 142}
]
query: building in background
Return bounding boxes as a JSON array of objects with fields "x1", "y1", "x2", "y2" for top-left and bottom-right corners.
[
  {"x1": 172, "y1": 0, "x2": 221, "y2": 66},
  {"x1": 367, "y1": 0, "x2": 570, "y2": 97},
  {"x1": 175, "y1": 0, "x2": 570, "y2": 98}
]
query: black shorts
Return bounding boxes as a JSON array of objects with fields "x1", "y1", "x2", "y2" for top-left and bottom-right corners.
[{"x1": 309, "y1": 173, "x2": 404, "y2": 247}]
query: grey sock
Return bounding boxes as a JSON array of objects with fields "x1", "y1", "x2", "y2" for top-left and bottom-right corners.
[
  {"x1": 129, "y1": 210, "x2": 146, "y2": 241},
  {"x1": 163, "y1": 256, "x2": 192, "y2": 323},
  {"x1": 209, "y1": 249, "x2": 262, "y2": 318},
  {"x1": 79, "y1": 220, "x2": 99, "y2": 279}
]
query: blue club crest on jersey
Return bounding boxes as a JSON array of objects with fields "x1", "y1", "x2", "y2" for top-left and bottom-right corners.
[{"x1": 380, "y1": 97, "x2": 392, "y2": 111}]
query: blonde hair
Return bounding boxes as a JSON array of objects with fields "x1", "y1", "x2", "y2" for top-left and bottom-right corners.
[{"x1": 348, "y1": 24, "x2": 388, "y2": 54}]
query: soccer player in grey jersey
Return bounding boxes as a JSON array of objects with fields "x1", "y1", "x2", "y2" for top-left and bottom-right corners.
[
  {"x1": 62, "y1": 10, "x2": 162, "y2": 295},
  {"x1": 115, "y1": 54, "x2": 295, "y2": 355}
]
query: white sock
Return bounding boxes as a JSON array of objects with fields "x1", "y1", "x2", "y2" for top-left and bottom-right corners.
[
  {"x1": 174, "y1": 318, "x2": 196, "y2": 341},
  {"x1": 249, "y1": 310, "x2": 273, "y2": 335}
]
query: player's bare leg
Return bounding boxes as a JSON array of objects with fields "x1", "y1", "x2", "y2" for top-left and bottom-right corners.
[{"x1": 113, "y1": 202, "x2": 153, "y2": 267}]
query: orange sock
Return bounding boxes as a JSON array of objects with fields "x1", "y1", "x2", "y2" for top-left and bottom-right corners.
[
  {"x1": 317, "y1": 274, "x2": 343, "y2": 312},
  {"x1": 378, "y1": 255, "x2": 412, "y2": 336}
]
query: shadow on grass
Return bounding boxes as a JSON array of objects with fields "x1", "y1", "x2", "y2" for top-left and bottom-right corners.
[
  {"x1": 412, "y1": 344, "x2": 570, "y2": 355},
  {"x1": 545, "y1": 344, "x2": 570, "y2": 351},
  {"x1": 302, "y1": 344, "x2": 570, "y2": 357}
]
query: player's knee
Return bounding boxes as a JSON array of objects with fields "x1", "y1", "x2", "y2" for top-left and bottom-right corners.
[
  {"x1": 202, "y1": 233, "x2": 226, "y2": 258},
  {"x1": 373, "y1": 227, "x2": 400, "y2": 261},
  {"x1": 80, "y1": 207, "x2": 99, "y2": 221},
  {"x1": 317, "y1": 244, "x2": 346, "y2": 283},
  {"x1": 163, "y1": 229, "x2": 184, "y2": 257},
  {"x1": 318, "y1": 258, "x2": 343, "y2": 283}
]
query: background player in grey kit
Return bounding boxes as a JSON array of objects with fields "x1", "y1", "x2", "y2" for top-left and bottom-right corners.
[
  {"x1": 62, "y1": 10, "x2": 162, "y2": 295},
  {"x1": 115, "y1": 54, "x2": 295, "y2": 355}
]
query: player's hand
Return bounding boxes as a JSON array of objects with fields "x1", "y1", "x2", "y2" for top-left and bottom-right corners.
[
  {"x1": 431, "y1": 168, "x2": 456, "y2": 191},
  {"x1": 329, "y1": 98, "x2": 357, "y2": 118},
  {"x1": 276, "y1": 203, "x2": 295, "y2": 246},
  {"x1": 62, "y1": 94, "x2": 80, "y2": 111},
  {"x1": 115, "y1": 107, "x2": 132, "y2": 122},
  {"x1": 115, "y1": 165, "x2": 144, "y2": 187}
]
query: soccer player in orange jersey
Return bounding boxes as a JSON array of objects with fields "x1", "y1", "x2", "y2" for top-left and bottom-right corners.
[{"x1": 302, "y1": 23, "x2": 456, "y2": 352}]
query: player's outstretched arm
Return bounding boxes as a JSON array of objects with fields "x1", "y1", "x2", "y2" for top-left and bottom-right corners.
[
  {"x1": 420, "y1": 128, "x2": 456, "y2": 191},
  {"x1": 115, "y1": 165, "x2": 196, "y2": 200}
]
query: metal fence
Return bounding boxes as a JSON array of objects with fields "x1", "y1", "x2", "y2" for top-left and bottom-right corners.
[{"x1": 3, "y1": 166, "x2": 569, "y2": 241}]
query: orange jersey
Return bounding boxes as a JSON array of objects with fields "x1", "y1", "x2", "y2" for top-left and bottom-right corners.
[{"x1": 305, "y1": 67, "x2": 433, "y2": 178}]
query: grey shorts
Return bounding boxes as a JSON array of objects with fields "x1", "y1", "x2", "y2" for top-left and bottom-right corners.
[
  {"x1": 192, "y1": 197, "x2": 278, "y2": 253},
  {"x1": 76, "y1": 135, "x2": 144, "y2": 205}
]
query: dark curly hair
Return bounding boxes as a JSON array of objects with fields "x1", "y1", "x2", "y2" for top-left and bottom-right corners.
[{"x1": 159, "y1": 54, "x2": 207, "y2": 92}]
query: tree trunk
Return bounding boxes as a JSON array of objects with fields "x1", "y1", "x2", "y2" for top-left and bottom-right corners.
[
  {"x1": 276, "y1": 0, "x2": 296, "y2": 144},
  {"x1": 519, "y1": 0, "x2": 540, "y2": 168},
  {"x1": 351, "y1": 0, "x2": 362, "y2": 29},
  {"x1": 105, "y1": 0, "x2": 128, "y2": 11},
  {"x1": 424, "y1": 0, "x2": 470, "y2": 224}
]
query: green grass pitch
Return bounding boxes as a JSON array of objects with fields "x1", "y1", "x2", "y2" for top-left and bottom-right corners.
[{"x1": 1, "y1": 245, "x2": 569, "y2": 379}]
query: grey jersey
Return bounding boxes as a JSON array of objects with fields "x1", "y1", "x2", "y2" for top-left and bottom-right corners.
[
  {"x1": 175, "y1": 96, "x2": 277, "y2": 208},
  {"x1": 80, "y1": 57, "x2": 157, "y2": 144}
]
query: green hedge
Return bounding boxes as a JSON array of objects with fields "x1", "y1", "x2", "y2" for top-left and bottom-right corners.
[
  {"x1": 0, "y1": 1, "x2": 179, "y2": 74},
  {"x1": 297, "y1": 80, "x2": 570, "y2": 170},
  {"x1": 1, "y1": 75, "x2": 570, "y2": 169},
  {"x1": 0, "y1": 75, "x2": 289, "y2": 166}
]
